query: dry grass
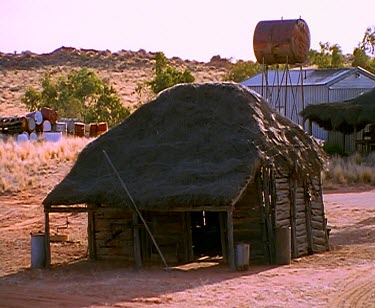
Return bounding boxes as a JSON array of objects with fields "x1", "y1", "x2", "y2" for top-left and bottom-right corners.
[
  {"x1": 0, "y1": 136, "x2": 90, "y2": 193},
  {"x1": 2, "y1": 131, "x2": 374, "y2": 195},
  {"x1": 323, "y1": 152, "x2": 375, "y2": 189}
]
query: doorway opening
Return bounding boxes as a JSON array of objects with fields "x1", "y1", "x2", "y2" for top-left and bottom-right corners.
[{"x1": 191, "y1": 211, "x2": 222, "y2": 258}]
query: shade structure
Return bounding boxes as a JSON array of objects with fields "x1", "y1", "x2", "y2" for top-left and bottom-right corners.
[{"x1": 300, "y1": 88, "x2": 375, "y2": 134}]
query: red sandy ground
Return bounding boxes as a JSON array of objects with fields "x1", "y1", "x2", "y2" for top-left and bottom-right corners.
[{"x1": 0, "y1": 186, "x2": 374, "y2": 307}]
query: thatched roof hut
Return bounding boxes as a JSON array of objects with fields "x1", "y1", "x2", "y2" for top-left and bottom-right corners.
[
  {"x1": 43, "y1": 83, "x2": 329, "y2": 269},
  {"x1": 300, "y1": 87, "x2": 375, "y2": 134}
]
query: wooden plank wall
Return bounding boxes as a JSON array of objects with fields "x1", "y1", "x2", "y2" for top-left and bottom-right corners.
[
  {"x1": 143, "y1": 211, "x2": 185, "y2": 264},
  {"x1": 274, "y1": 173, "x2": 291, "y2": 228},
  {"x1": 308, "y1": 175, "x2": 330, "y2": 253},
  {"x1": 275, "y1": 171, "x2": 329, "y2": 260},
  {"x1": 294, "y1": 182, "x2": 309, "y2": 257},
  {"x1": 94, "y1": 207, "x2": 134, "y2": 261},
  {"x1": 233, "y1": 181, "x2": 265, "y2": 263}
]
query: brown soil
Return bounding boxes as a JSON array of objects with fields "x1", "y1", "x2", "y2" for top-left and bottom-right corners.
[{"x1": 0, "y1": 185, "x2": 374, "y2": 307}]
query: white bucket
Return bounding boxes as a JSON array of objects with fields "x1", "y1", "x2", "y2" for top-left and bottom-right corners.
[
  {"x1": 236, "y1": 243, "x2": 250, "y2": 270},
  {"x1": 31, "y1": 233, "x2": 46, "y2": 269}
]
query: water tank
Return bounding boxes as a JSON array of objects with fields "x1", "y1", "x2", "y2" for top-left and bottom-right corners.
[{"x1": 253, "y1": 19, "x2": 310, "y2": 65}]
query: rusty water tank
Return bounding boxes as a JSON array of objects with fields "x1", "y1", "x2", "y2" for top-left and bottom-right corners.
[{"x1": 253, "y1": 19, "x2": 310, "y2": 65}]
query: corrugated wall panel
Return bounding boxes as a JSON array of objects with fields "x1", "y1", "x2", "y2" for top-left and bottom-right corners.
[{"x1": 328, "y1": 88, "x2": 372, "y2": 102}]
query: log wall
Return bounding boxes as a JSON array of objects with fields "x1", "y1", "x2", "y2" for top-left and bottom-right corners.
[{"x1": 93, "y1": 207, "x2": 134, "y2": 261}]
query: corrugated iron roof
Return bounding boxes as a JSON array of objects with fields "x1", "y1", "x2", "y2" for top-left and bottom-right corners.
[{"x1": 240, "y1": 67, "x2": 375, "y2": 87}]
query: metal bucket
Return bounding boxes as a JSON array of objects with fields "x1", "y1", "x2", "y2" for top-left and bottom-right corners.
[
  {"x1": 31, "y1": 233, "x2": 46, "y2": 269},
  {"x1": 236, "y1": 243, "x2": 250, "y2": 270}
]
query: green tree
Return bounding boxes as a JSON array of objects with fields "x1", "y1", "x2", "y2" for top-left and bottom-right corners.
[
  {"x1": 223, "y1": 60, "x2": 262, "y2": 82},
  {"x1": 21, "y1": 68, "x2": 129, "y2": 127},
  {"x1": 352, "y1": 47, "x2": 370, "y2": 68},
  {"x1": 147, "y1": 52, "x2": 195, "y2": 94},
  {"x1": 360, "y1": 26, "x2": 375, "y2": 56},
  {"x1": 308, "y1": 42, "x2": 345, "y2": 68}
]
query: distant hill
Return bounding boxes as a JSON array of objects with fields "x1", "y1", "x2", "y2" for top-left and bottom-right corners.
[{"x1": 0, "y1": 47, "x2": 231, "y2": 117}]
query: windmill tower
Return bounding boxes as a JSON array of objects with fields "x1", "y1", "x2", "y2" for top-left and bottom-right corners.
[{"x1": 253, "y1": 18, "x2": 310, "y2": 126}]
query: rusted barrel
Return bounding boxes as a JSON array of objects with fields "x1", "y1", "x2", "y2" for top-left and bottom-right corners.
[
  {"x1": 97, "y1": 122, "x2": 108, "y2": 136},
  {"x1": 253, "y1": 19, "x2": 310, "y2": 65},
  {"x1": 41, "y1": 107, "x2": 58, "y2": 124},
  {"x1": 74, "y1": 122, "x2": 85, "y2": 137},
  {"x1": 89, "y1": 123, "x2": 98, "y2": 137}
]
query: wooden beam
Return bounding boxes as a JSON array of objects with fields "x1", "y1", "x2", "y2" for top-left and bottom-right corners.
[
  {"x1": 47, "y1": 207, "x2": 88, "y2": 213},
  {"x1": 219, "y1": 212, "x2": 228, "y2": 262},
  {"x1": 226, "y1": 210, "x2": 235, "y2": 271},
  {"x1": 44, "y1": 212, "x2": 51, "y2": 267},
  {"x1": 133, "y1": 212, "x2": 142, "y2": 270}
]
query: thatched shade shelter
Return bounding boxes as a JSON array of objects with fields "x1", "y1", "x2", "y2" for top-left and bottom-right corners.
[
  {"x1": 43, "y1": 83, "x2": 329, "y2": 269},
  {"x1": 300, "y1": 88, "x2": 375, "y2": 134}
]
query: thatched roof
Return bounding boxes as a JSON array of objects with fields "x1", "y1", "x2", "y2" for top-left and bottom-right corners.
[
  {"x1": 43, "y1": 83, "x2": 325, "y2": 210},
  {"x1": 300, "y1": 88, "x2": 375, "y2": 134}
]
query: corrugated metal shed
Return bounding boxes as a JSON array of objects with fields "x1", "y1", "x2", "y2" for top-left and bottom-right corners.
[
  {"x1": 240, "y1": 67, "x2": 375, "y2": 153},
  {"x1": 241, "y1": 67, "x2": 375, "y2": 87}
]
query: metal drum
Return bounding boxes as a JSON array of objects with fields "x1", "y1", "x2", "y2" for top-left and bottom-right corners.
[{"x1": 253, "y1": 19, "x2": 310, "y2": 65}]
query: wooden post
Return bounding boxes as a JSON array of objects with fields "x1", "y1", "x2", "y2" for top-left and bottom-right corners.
[
  {"x1": 133, "y1": 212, "x2": 142, "y2": 270},
  {"x1": 319, "y1": 173, "x2": 330, "y2": 251},
  {"x1": 44, "y1": 211, "x2": 51, "y2": 267},
  {"x1": 226, "y1": 210, "x2": 235, "y2": 271},
  {"x1": 219, "y1": 212, "x2": 228, "y2": 262},
  {"x1": 304, "y1": 179, "x2": 314, "y2": 255},
  {"x1": 308, "y1": 119, "x2": 312, "y2": 135},
  {"x1": 262, "y1": 167, "x2": 275, "y2": 264},
  {"x1": 186, "y1": 213, "x2": 194, "y2": 261},
  {"x1": 87, "y1": 210, "x2": 97, "y2": 260},
  {"x1": 182, "y1": 212, "x2": 194, "y2": 262},
  {"x1": 290, "y1": 177, "x2": 298, "y2": 258}
]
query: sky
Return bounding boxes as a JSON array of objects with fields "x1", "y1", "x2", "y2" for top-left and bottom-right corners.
[{"x1": 1, "y1": 0, "x2": 374, "y2": 62}]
